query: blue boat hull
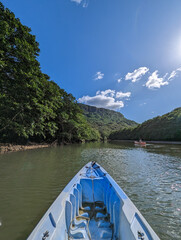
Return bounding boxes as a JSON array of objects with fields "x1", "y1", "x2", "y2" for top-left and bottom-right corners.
[{"x1": 27, "y1": 162, "x2": 160, "y2": 240}]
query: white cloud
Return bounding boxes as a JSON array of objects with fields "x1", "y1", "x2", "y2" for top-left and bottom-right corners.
[
  {"x1": 78, "y1": 89, "x2": 131, "y2": 110},
  {"x1": 78, "y1": 95, "x2": 124, "y2": 110},
  {"x1": 168, "y1": 67, "x2": 181, "y2": 80},
  {"x1": 145, "y1": 71, "x2": 169, "y2": 89},
  {"x1": 168, "y1": 70, "x2": 177, "y2": 80},
  {"x1": 96, "y1": 89, "x2": 115, "y2": 97},
  {"x1": 114, "y1": 73, "x2": 122, "y2": 83},
  {"x1": 94, "y1": 71, "x2": 104, "y2": 80},
  {"x1": 116, "y1": 91, "x2": 131, "y2": 98},
  {"x1": 71, "y1": 0, "x2": 88, "y2": 7},
  {"x1": 82, "y1": 1, "x2": 88, "y2": 7},
  {"x1": 125, "y1": 67, "x2": 149, "y2": 82},
  {"x1": 71, "y1": 0, "x2": 82, "y2": 3}
]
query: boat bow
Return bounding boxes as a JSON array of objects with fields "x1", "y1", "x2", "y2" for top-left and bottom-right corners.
[{"x1": 27, "y1": 162, "x2": 160, "y2": 240}]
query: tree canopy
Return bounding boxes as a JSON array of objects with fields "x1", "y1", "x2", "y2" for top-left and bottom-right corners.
[{"x1": 0, "y1": 2, "x2": 100, "y2": 144}]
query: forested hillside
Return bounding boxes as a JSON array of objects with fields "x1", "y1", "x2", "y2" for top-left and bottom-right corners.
[
  {"x1": 79, "y1": 103, "x2": 138, "y2": 138},
  {"x1": 109, "y1": 108, "x2": 181, "y2": 141},
  {"x1": 0, "y1": 3, "x2": 100, "y2": 144}
]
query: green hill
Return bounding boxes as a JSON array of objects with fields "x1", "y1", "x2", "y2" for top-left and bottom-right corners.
[
  {"x1": 78, "y1": 103, "x2": 138, "y2": 138},
  {"x1": 109, "y1": 107, "x2": 181, "y2": 141}
]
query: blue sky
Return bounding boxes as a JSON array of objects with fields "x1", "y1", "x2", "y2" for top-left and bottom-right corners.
[{"x1": 2, "y1": 0, "x2": 181, "y2": 123}]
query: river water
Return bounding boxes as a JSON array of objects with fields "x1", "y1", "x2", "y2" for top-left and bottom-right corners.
[{"x1": 0, "y1": 142, "x2": 180, "y2": 240}]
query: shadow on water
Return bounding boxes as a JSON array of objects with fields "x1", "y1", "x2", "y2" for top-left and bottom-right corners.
[{"x1": 0, "y1": 142, "x2": 181, "y2": 240}]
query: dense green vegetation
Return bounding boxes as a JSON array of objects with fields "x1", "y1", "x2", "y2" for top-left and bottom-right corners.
[
  {"x1": 0, "y1": 2, "x2": 100, "y2": 144},
  {"x1": 79, "y1": 103, "x2": 138, "y2": 138},
  {"x1": 109, "y1": 108, "x2": 181, "y2": 141}
]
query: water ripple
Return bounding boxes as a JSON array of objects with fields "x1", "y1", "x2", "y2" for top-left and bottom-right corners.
[{"x1": 0, "y1": 142, "x2": 180, "y2": 239}]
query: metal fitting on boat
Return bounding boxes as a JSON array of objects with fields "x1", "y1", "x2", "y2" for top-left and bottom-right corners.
[
  {"x1": 138, "y1": 230, "x2": 144, "y2": 239},
  {"x1": 42, "y1": 230, "x2": 49, "y2": 240}
]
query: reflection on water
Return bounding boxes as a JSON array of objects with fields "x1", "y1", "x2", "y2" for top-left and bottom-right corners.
[{"x1": 0, "y1": 142, "x2": 181, "y2": 240}]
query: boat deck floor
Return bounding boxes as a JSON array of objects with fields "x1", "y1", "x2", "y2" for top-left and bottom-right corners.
[
  {"x1": 72, "y1": 202, "x2": 113, "y2": 240},
  {"x1": 88, "y1": 218, "x2": 113, "y2": 240}
]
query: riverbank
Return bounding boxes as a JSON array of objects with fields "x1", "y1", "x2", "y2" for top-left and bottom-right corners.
[
  {"x1": 109, "y1": 139, "x2": 181, "y2": 145},
  {"x1": 0, "y1": 143, "x2": 51, "y2": 154},
  {"x1": 0, "y1": 140, "x2": 89, "y2": 154},
  {"x1": 1, "y1": 139, "x2": 181, "y2": 154}
]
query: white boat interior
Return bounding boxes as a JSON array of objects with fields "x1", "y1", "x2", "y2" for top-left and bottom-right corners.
[{"x1": 27, "y1": 162, "x2": 160, "y2": 240}]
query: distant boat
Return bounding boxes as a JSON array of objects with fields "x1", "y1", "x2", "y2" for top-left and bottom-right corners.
[
  {"x1": 27, "y1": 161, "x2": 159, "y2": 240},
  {"x1": 134, "y1": 140, "x2": 146, "y2": 146}
]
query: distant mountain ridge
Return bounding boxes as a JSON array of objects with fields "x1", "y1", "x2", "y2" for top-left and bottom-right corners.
[
  {"x1": 78, "y1": 103, "x2": 138, "y2": 137},
  {"x1": 109, "y1": 107, "x2": 181, "y2": 141}
]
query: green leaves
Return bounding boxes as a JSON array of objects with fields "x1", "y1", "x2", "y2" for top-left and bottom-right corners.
[
  {"x1": 0, "y1": 4, "x2": 58, "y2": 141},
  {"x1": 0, "y1": 2, "x2": 100, "y2": 144},
  {"x1": 55, "y1": 91, "x2": 100, "y2": 143}
]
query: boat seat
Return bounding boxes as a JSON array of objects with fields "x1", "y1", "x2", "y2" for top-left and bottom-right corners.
[
  {"x1": 70, "y1": 186, "x2": 114, "y2": 240},
  {"x1": 73, "y1": 187, "x2": 89, "y2": 218},
  {"x1": 88, "y1": 217, "x2": 113, "y2": 240},
  {"x1": 76, "y1": 183, "x2": 90, "y2": 215},
  {"x1": 83, "y1": 206, "x2": 91, "y2": 211},
  {"x1": 97, "y1": 220, "x2": 111, "y2": 228},
  {"x1": 72, "y1": 181, "x2": 114, "y2": 239},
  {"x1": 70, "y1": 193, "x2": 89, "y2": 228},
  {"x1": 96, "y1": 212, "x2": 107, "y2": 219},
  {"x1": 100, "y1": 229, "x2": 112, "y2": 239},
  {"x1": 95, "y1": 205, "x2": 105, "y2": 211},
  {"x1": 65, "y1": 200, "x2": 90, "y2": 239}
]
